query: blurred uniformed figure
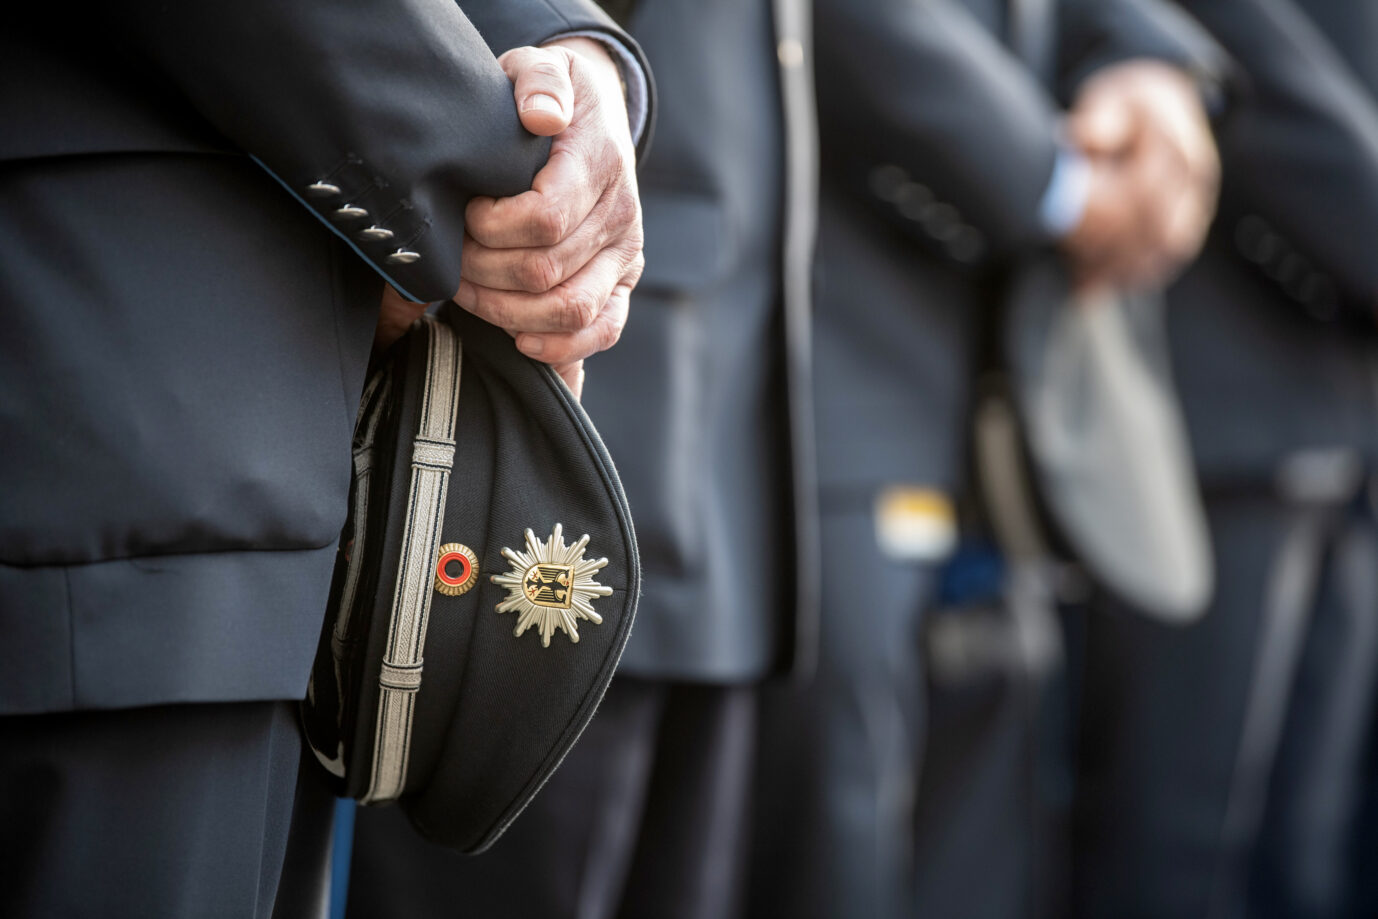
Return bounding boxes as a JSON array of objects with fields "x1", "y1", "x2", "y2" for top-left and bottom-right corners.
[
  {"x1": 1071, "y1": 1, "x2": 1378, "y2": 917},
  {"x1": 1294, "y1": 9, "x2": 1378, "y2": 914},
  {"x1": 346, "y1": 1, "x2": 822, "y2": 918},
  {"x1": 745, "y1": 1, "x2": 1227, "y2": 917}
]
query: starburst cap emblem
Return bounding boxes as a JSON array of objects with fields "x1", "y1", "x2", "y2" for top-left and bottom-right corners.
[{"x1": 492, "y1": 524, "x2": 613, "y2": 647}]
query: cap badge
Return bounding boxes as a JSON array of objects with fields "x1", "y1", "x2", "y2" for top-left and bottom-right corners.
[{"x1": 493, "y1": 524, "x2": 612, "y2": 646}]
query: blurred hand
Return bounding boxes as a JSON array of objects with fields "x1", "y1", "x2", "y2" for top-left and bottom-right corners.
[
  {"x1": 1062, "y1": 59, "x2": 1220, "y2": 292},
  {"x1": 456, "y1": 38, "x2": 644, "y2": 398}
]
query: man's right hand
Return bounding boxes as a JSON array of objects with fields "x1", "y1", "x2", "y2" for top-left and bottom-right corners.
[{"x1": 454, "y1": 40, "x2": 644, "y2": 397}]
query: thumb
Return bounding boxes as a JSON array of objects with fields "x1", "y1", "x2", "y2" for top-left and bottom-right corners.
[{"x1": 499, "y1": 46, "x2": 576, "y2": 137}]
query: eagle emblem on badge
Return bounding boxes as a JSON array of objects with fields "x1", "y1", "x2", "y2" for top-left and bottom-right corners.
[{"x1": 492, "y1": 524, "x2": 613, "y2": 647}]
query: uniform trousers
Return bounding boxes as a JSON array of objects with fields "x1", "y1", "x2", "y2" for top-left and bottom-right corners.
[
  {"x1": 0, "y1": 700, "x2": 336, "y2": 919},
  {"x1": 1071, "y1": 488, "x2": 1378, "y2": 919},
  {"x1": 1345, "y1": 712, "x2": 1378, "y2": 916},
  {"x1": 347, "y1": 676, "x2": 757, "y2": 919},
  {"x1": 909, "y1": 640, "x2": 1064, "y2": 919},
  {"x1": 747, "y1": 503, "x2": 935, "y2": 919}
]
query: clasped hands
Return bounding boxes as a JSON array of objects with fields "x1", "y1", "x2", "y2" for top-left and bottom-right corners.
[
  {"x1": 1059, "y1": 60, "x2": 1221, "y2": 294},
  {"x1": 377, "y1": 37, "x2": 643, "y2": 398}
]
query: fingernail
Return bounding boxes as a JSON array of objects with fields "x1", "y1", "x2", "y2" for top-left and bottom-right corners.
[
  {"x1": 520, "y1": 335, "x2": 545, "y2": 357},
  {"x1": 522, "y1": 94, "x2": 564, "y2": 118}
]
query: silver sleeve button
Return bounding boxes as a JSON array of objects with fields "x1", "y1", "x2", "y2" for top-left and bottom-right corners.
[
  {"x1": 385, "y1": 249, "x2": 421, "y2": 266},
  {"x1": 357, "y1": 226, "x2": 396, "y2": 243},
  {"x1": 332, "y1": 205, "x2": 369, "y2": 221}
]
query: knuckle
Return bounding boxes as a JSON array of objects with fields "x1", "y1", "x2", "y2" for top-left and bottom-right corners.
[
  {"x1": 560, "y1": 288, "x2": 599, "y2": 330},
  {"x1": 606, "y1": 187, "x2": 639, "y2": 232},
  {"x1": 531, "y1": 205, "x2": 569, "y2": 247},
  {"x1": 526, "y1": 60, "x2": 566, "y2": 83},
  {"x1": 564, "y1": 50, "x2": 592, "y2": 81},
  {"x1": 519, "y1": 250, "x2": 563, "y2": 292},
  {"x1": 602, "y1": 148, "x2": 629, "y2": 187},
  {"x1": 497, "y1": 46, "x2": 530, "y2": 73}
]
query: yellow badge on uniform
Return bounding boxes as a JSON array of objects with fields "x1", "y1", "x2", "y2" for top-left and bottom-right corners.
[{"x1": 874, "y1": 486, "x2": 956, "y2": 562}]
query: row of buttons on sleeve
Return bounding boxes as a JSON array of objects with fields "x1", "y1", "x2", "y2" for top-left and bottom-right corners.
[
  {"x1": 868, "y1": 164, "x2": 987, "y2": 265},
  {"x1": 305, "y1": 181, "x2": 421, "y2": 266},
  {"x1": 1234, "y1": 214, "x2": 1339, "y2": 322}
]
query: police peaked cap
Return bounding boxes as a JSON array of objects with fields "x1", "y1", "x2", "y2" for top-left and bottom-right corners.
[{"x1": 303, "y1": 302, "x2": 640, "y2": 853}]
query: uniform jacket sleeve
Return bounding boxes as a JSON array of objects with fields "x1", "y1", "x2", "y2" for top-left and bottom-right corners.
[
  {"x1": 815, "y1": 0, "x2": 1065, "y2": 260},
  {"x1": 101, "y1": 0, "x2": 648, "y2": 303},
  {"x1": 1056, "y1": 0, "x2": 1230, "y2": 104},
  {"x1": 1180, "y1": 0, "x2": 1378, "y2": 311}
]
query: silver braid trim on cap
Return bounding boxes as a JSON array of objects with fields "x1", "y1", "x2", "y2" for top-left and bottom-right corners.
[{"x1": 362, "y1": 317, "x2": 461, "y2": 804}]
